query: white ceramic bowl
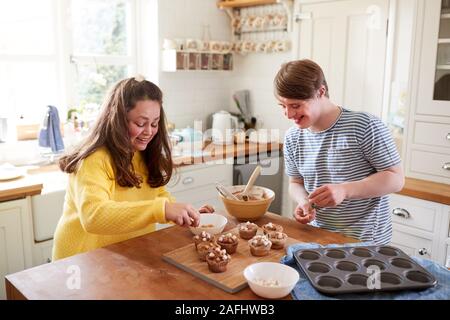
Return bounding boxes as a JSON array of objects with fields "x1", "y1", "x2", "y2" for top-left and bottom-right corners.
[
  {"x1": 189, "y1": 213, "x2": 228, "y2": 235},
  {"x1": 243, "y1": 262, "x2": 299, "y2": 299}
]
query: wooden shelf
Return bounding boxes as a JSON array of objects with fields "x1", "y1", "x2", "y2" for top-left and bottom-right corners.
[
  {"x1": 217, "y1": 0, "x2": 279, "y2": 9},
  {"x1": 218, "y1": 0, "x2": 294, "y2": 40}
]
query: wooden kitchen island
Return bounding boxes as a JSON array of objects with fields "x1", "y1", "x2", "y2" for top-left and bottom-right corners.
[{"x1": 5, "y1": 212, "x2": 357, "y2": 300}]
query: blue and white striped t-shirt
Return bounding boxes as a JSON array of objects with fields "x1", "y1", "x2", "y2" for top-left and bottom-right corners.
[{"x1": 283, "y1": 108, "x2": 401, "y2": 244}]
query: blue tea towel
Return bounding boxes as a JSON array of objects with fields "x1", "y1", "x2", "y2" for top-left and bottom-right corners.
[
  {"x1": 38, "y1": 105, "x2": 64, "y2": 153},
  {"x1": 281, "y1": 242, "x2": 450, "y2": 300}
]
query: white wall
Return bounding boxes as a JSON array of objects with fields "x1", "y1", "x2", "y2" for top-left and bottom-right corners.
[
  {"x1": 157, "y1": 0, "x2": 233, "y2": 130},
  {"x1": 230, "y1": 52, "x2": 294, "y2": 138}
]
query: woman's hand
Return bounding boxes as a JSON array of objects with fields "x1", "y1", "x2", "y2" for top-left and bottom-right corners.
[
  {"x1": 198, "y1": 204, "x2": 215, "y2": 214},
  {"x1": 164, "y1": 202, "x2": 200, "y2": 227},
  {"x1": 308, "y1": 184, "x2": 347, "y2": 208},
  {"x1": 293, "y1": 201, "x2": 316, "y2": 224}
]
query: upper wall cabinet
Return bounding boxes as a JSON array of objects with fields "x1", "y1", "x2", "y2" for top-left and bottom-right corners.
[{"x1": 416, "y1": 0, "x2": 450, "y2": 116}]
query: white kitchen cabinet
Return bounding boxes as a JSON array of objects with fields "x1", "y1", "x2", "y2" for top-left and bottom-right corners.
[
  {"x1": 32, "y1": 240, "x2": 54, "y2": 266},
  {"x1": 406, "y1": 0, "x2": 450, "y2": 184},
  {"x1": 157, "y1": 162, "x2": 233, "y2": 230},
  {"x1": 0, "y1": 198, "x2": 32, "y2": 300},
  {"x1": 31, "y1": 190, "x2": 65, "y2": 242},
  {"x1": 389, "y1": 193, "x2": 449, "y2": 264}
]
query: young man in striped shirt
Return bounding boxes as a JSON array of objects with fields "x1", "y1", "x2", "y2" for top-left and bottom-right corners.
[{"x1": 275, "y1": 59, "x2": 404, "y2": 244}]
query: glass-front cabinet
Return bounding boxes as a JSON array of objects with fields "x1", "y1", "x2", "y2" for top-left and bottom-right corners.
[
  {"x1": 417, "y1": 0, "x2": 450, "y2": 116},
  {"x1": 434, "y1": 1, "x2": 450, "y2": 101}
]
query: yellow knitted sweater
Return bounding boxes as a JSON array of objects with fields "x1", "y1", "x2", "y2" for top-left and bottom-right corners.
[{"x1": 52, "y1": 147, "x2": 174, "y2": 260}]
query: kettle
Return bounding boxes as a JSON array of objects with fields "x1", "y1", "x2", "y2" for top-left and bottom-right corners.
[{"x1": 211, "y1": 110, "x2": 238, "y2": 145}]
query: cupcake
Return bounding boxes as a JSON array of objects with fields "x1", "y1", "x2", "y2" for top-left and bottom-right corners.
[
  {"x1": 216, "y1": 233, "x2": 239, "y2": 254},
  {"x1": 238, "y1": 221, "x2": 258, "y2": 240},
  {"x1": 193, "y1": 231, "x2": 215, "y2": 249},
  {"x1": 262, "y1": 222, "x2": 283, "y2": 236},
  {"x1": 267, "y1": 231, "x2": 288, "y2": 250},
  {"x1": 197, "y1": 242, "x2": 221, "y2": 261},
  {"x1": 206, "y1": 247, "x2": 231, "y2": 273},
  {"x1": 248, "y1": 235, "x2": 272, "y2": 257}
]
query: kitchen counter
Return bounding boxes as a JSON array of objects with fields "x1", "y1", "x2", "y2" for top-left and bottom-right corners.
[
  {"x1": 5, "y1": 212, "x2": 357, "y2": 300},
  {"x1": 0, "y1": 142, "x2": 282, "y2": 202},
  {"x1": 2, "y1": 141, "x2": 450, "y2": 205},
  {"x1": 400, "y1": 178, "x2": 450, "y2": 205}
]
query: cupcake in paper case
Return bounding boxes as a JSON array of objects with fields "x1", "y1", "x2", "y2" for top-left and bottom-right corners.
[
  {"x1": 238, "y1": 221, "x2": 258, "y2": 240},
  {"x1": 216, "y1": 232, "x2": 239, "y2": 254},
  {"x1": 248, "y1": 235, "x2": 272, "y2": 257},
  {"x1": 197, "y1": 241, "x2": 221, "y2": 262},
  {"x1": 262, "y1": 222, "x2": 283, "y2": 236},
  {"x1": 267, "y1": 231, "x2": 287, "y2": 250},
  {"x1": 206, "y1": 247, "x2": 231, "y2": 273},
  {"x1": 193, "y1": 231, "x2": 215, "y2": 249}
]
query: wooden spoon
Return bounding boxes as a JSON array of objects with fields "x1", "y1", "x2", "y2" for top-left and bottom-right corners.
[
  {"x1": 241, "y1": 165, "x2": 261, "y2": 201},
  {"x1": 216, "y1": 183, "x2": 240, "y2": 201}
]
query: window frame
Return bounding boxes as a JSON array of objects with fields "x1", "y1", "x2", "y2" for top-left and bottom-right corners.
[{"x1": 60, "y1": 0, "x2": 140, "y2": 110}]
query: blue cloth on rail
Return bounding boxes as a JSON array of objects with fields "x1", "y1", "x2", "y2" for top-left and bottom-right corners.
[
  {"x1": 38, "y1": 105, "x2": 64, "y2": 153},
  {"x1": 280, "y1": 242, "x2": 450, "y2": 300}
]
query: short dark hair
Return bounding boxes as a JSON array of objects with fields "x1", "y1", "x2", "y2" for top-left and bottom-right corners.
[{"x1": 274, "y1": 59, "x2": 329, "y2": 100}]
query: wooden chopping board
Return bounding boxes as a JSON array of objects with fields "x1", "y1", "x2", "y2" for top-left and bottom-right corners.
[{"x1": 162, "y1": 228, "x2": 302, "y2": 293}]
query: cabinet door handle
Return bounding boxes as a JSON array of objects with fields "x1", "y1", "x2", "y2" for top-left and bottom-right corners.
[
  {"x1": 182, "y1": 177, "x2": 194, "y2": 185},
  {"x1": 443, "y1": 163, "x2": 450, "y2": 171},
  {"x1": 392, "y1": 208, "x2": 410, "y2": 219},
  {"x1": 447, "y1": 133, "x2": 450, "y2": 141},
  {"x1": 418, "y1": 248, "x2": 428, "y2": 256}
]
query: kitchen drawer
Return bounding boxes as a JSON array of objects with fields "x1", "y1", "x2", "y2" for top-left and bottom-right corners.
[
  {"x1": 167, "y1": 164, "x2": 232, "y2": 193},
  {"x1": 389, "y1": 194, "x2": 440, "y2": 233},
  {"x1": 410, "y1": 149, "x2": 450, "y2": 179},
  {"x1": 390, "y1": 229, "x2": 433, "y2": 260},
  {"x1": 171, "y1": 182, "x2": 225, "y2": 208},
  {"x1": 413, "y1": 121, "x2": 450, "y2": 149}
]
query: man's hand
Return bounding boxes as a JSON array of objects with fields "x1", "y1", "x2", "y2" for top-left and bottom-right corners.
[
  {"x1": 293, "y1": 202, "x2": 316, "y2": 224},
  {"x1": 308, "y1": 184, "x2": 347, "y2": 208}
]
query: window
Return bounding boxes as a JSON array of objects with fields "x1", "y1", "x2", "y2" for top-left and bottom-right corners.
[
  {"x1": 0, "y1": 0, "x2": 140, "y2": 140},
  {"x1": 68, "y1": 0, "x2": 137, "y2": 109},
  {"x1": 0, "y1": 0, "x2": 59, "y2": 122}
]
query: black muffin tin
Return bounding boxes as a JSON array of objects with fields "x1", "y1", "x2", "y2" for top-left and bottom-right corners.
[{"x1": 294, "y1": 245, "x2": 437, "y2": 295}]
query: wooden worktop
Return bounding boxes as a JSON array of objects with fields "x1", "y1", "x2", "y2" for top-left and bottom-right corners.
[
  {"x1": 399, "y1": 177, "x2": 450, "y2": 205},
  {"x1": 5, "y1": 212, "x2": 357, "y2": 300}
]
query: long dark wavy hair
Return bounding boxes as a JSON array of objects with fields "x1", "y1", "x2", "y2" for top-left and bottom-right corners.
[{"x1": 59, "y1": 77, "x2": 173, "y2": 188}]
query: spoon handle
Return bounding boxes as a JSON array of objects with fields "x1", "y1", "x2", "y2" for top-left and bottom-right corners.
[
  {"x1": 216, "y1": 183, "x2": 239, "y2": 200},
  {"x1": 243, "y1": 165, "x2": 261, "y2": 195}
]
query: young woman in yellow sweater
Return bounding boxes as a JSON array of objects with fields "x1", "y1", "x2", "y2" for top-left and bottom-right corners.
[{"x1": 52, "y1": 76, "x2": 213, "y2": 260}]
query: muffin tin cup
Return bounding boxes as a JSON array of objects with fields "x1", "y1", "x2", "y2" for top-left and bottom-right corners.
[{"x1": 294, "y1": 245, "x2": 437, "y2": 295}]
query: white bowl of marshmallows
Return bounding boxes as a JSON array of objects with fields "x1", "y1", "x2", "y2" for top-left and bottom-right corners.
[{"x1": 243, "y1": 262, "x2": 299, "y2": 299}]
